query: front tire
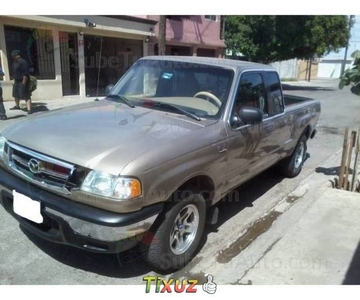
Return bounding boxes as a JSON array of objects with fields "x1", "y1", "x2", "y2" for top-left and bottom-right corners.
[
  {"x1": 140, "y1": 190, "x2": 206, "y2": 272},
  {"x1": 278, "y1": 135, "x2": 307, "y2": 178}
]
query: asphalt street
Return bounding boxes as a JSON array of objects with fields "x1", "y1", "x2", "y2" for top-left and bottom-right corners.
[{"x1": 0, "y1": 79, "x2": 359, "y2": 284}]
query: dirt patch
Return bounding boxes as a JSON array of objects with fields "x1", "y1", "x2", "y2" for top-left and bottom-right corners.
[
  {"x1": 170, "y1": 257, "x2": 205, "y2": 283},
  {"x1": 216, "y1": 211, "x2": 282, "y2": 264},
  {"x1": 286, "y1": 195, "x2": 300, "y2": 203},
  {"x1": 317, "y1": 126, "x2": 341, "y2": 135},
  {"x1": 231, "y1": 279, "x2": 253, "y2": 285}
]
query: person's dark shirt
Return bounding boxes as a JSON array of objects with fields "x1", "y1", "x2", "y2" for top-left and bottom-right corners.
[{"x1": 12, "y1": 58, "x2": 29, "y2": 81}]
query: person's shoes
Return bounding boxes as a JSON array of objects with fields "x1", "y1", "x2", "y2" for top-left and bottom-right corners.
[
  {"x1": 27, "y1": 110, "x2": 33, "y2": 115},
  {"x1": 10, "y1": 106, "x2": 21, "y2": 110},
  {"x1": 0, "y1": 115, "x2": 7, "y2": 120}
]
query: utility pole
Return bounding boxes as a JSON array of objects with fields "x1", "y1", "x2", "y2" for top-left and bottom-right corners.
[
  {"x1": 158, "y1": 15, "x2": 166, "y2": 55},
  {"x1": 221, "y1": 16, "x2": 226, "y2": 58},
  {"x1": 308, "y1": 59, "x2": 312, "y2": 82},
  {"x1": 221, "y1": 15, "x2": 225, "y2": 40},
  {"x1": 341, "y1": 15, "x2": 355, "y2": 76}
]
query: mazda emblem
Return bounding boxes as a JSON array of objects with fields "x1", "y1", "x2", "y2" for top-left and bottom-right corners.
[{"x1": 28, "y1": 158, "x2": 41, "y2": 174}]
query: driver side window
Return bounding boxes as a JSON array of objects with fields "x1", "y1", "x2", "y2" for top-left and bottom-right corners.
[{"x1": 233, "y1": 72, "x2": 268, "y2": 116}]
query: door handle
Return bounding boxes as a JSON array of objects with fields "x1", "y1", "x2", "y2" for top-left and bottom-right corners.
[{"x1": 218, "y1": 144, "x2": 228, "y2": 153}]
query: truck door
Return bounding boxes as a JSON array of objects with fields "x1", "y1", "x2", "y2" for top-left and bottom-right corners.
[
  {"x1": 224, "y1": 72, "x2": 279, "y2": 192},
  {"x1": 263, "y1": 71, "x2": 293, "y2": 159}
]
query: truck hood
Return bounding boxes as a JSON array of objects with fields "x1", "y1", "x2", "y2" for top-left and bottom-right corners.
[{"x1": 2, "y1": 101, "x2": 205, "y2": 175}]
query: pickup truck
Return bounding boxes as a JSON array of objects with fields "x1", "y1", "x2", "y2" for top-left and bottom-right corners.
[{"x1": 0, "y1": 56, "x2": 320, "y2": 271}]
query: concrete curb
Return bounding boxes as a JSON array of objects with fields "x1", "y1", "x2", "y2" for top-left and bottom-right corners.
[{"x1": 187, "y1": 147, "x2": 345, "y2": 284}]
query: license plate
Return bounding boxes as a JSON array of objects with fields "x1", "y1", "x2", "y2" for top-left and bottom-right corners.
[{"x1": 13, "y1": 190, "x2": 43, "y2": 224}]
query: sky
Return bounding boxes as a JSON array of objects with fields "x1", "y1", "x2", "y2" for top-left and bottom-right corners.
[
  {"x1": 1, "y1": 0, "x2": 360, "y2": 16},
  {"x1": 323, "y1": 15, "x2": 360, "y2": 60}
]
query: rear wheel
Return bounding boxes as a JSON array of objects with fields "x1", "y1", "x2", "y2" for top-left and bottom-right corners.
[
  {"x1": 140, "y1": 190, "x2": 206, "y2": 272},
  {"x1": 277, "y1": 135, "x2": 307, "y2": 178}
]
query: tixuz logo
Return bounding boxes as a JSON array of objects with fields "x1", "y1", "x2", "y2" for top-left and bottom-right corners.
[{"x1": 143, "y1": 274, "x2": 217, "y2": 294}]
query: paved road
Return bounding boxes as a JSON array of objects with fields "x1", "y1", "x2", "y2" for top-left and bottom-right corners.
[{"x1": 1, "y1": 79, "x2": 359, "y2": 284}]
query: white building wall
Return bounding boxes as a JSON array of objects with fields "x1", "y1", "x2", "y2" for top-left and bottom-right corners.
[
  {"x1": 270, "y1": 59, "x2": 299, "y2": 79},
  {"x1": 318, "y1": 62, "x2": 353, "y2": 78}
]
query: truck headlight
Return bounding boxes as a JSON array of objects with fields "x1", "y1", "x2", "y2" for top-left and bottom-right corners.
[
  {"x1": 0, "y1": 135, "x2": 6, "y2": 159},
  {"x1": 81, "y1": 170, "x2": 142, "y2": 200}
]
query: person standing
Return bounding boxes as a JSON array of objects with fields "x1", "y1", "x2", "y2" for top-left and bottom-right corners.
[
  {"x1": 0, "y1": 67, "x2": 6, "y2": 120},
  {"x1": 9, "y1": 50, "x2": 32, "y2": 114}
]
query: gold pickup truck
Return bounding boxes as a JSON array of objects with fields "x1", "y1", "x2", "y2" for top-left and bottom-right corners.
[{"x1": 0, "y1": 56, "x2": 320, "y2": 271}]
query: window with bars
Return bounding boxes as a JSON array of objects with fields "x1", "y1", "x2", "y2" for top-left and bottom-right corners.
[
  {"x1": 4, "y1": 25, "x2": 55, "y2": 80},
  {"x1": 205, "y1": 15, "x2": 217, "y2": 21}
]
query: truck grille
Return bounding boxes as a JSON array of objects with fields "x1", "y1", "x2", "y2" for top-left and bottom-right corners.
[{"x1": 5, "y1": 141, "x2": 78, "y2": 195}]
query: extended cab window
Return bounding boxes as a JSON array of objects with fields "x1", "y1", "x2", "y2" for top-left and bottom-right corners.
[
  {"x1": 264, "y1": 72, "x2": 284, "y2": 116},
  {"x1": 233, "y1": 72, "x2": 268, "y2": 116}
]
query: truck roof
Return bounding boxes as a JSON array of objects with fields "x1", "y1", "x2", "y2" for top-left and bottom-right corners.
[{"x1": 140, "y1": 55, "x2": 276, "y2": 73}]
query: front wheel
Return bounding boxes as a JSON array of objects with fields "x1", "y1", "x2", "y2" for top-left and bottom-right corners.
[
  {"x1": 140, "y1": 190, "x2": 206, "y2": 272},
  {"x1": 277, "y1": 135, "x2": 307, "y2": 178}
]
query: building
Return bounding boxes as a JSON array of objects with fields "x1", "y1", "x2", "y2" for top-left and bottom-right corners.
[
  {"x1": 318, "y1": 15, "x2": 360, "y2": 78},
  {"x1": 0, "y1": 15, "x2": 156, "y2": 100},
  {"x1": 0, "y1": 15, "x2": 225, "y2": 101},
  {"x1": 146, "y1": 15, "x2": 225, "y2": 58}
]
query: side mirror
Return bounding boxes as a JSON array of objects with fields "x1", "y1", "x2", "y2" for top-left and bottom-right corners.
[
  {"x1": 238, "y1": 107, "x2": 263, "y2": 124},
  {"x1": 105, "y1": 84, "x2": 115, "y2": 96}
]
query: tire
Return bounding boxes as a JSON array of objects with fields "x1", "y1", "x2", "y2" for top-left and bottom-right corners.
[
  {"x1": 277, "y1": 135, "x2": 307, "y2": 178},
  {"x1": 140, "y1": 190, "x2": 206, "y2": 272}
]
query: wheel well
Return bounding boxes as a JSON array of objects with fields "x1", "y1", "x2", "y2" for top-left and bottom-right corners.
[
  {"x1": 303, "y1": 125, "x2": 311, "y2": 140},
  {"x1": 175, "y1": 175, "x2": 215, "y2": 206}
]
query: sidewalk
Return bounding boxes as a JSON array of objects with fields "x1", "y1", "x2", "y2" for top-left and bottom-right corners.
[
  {"x1": 238, "y1": 188, "x2": 360, "y2": 285},
  {"x1": 209, "y1": 150, "x2": 360, "y2": 285},
  {"x1": 282, "y1": 78, "x2": 339, "y2": 87},
  {"x1": 2, "y1": 97, "x2": 97, "y2": 119}
]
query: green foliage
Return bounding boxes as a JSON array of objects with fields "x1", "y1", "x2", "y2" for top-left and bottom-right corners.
[
  {"x1": 339, "y1": 50, "x2": 360, "y2": 96},
  {"x1": 225, "y1": 16, "x2": 350, "y2": 63}
]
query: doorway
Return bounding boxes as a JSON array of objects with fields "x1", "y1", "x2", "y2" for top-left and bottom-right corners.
[
  {"x1": 197, "y1": 48, "x2": 216, "y2": 57},
  {"x1": 83, "y1": 35, "x2": 143, "y2": 97},
  {"x1": 59, "y1": 32, "x2": 79, "y2": 96}
]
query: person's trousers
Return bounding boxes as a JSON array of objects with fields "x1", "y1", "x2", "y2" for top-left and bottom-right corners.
[{"x1": 0, "y1": 87, "x2": 6, "y2": 117}]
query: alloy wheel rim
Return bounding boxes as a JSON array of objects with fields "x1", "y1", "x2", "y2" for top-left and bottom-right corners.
[
  {"x1": 294, "y1": 142, "x2": 305, "y2": 169},
  {"x1": 169, "y1": 204, "x2": 199, "y2": 255}
]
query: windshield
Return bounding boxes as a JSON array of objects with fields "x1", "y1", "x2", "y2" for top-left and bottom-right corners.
[{"x1": 108, "y1": 59, "x2": 234, "y2": 119}]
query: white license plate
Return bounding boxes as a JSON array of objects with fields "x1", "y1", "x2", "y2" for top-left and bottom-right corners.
[{"x1": 13, "y1": 190, "x2": 43, "y2": 224}]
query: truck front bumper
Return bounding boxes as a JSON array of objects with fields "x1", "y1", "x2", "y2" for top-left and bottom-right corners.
[{"x1": 0, "y1": 167, "x2": 163, "y2": 253}]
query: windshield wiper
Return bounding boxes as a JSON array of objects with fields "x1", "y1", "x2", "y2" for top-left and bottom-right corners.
[
  {"x1": 106, "y1": 94, "x2": 135, "y2": 108},
  {"x1": 151, "y1": 102, "x2": 201, "y2": 121}
]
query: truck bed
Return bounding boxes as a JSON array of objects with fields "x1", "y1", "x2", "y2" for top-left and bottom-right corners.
[{"x1": 284, "y1": 94, "x2": 315, "y2": 106}]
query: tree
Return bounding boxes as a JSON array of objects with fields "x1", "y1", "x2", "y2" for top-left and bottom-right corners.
[
  {"x1": 339, "y1": 50, "x2": 360, "y2": 96},
  {"x1": 225, "y1": 16, "x2": 350, "y2": 63}
]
